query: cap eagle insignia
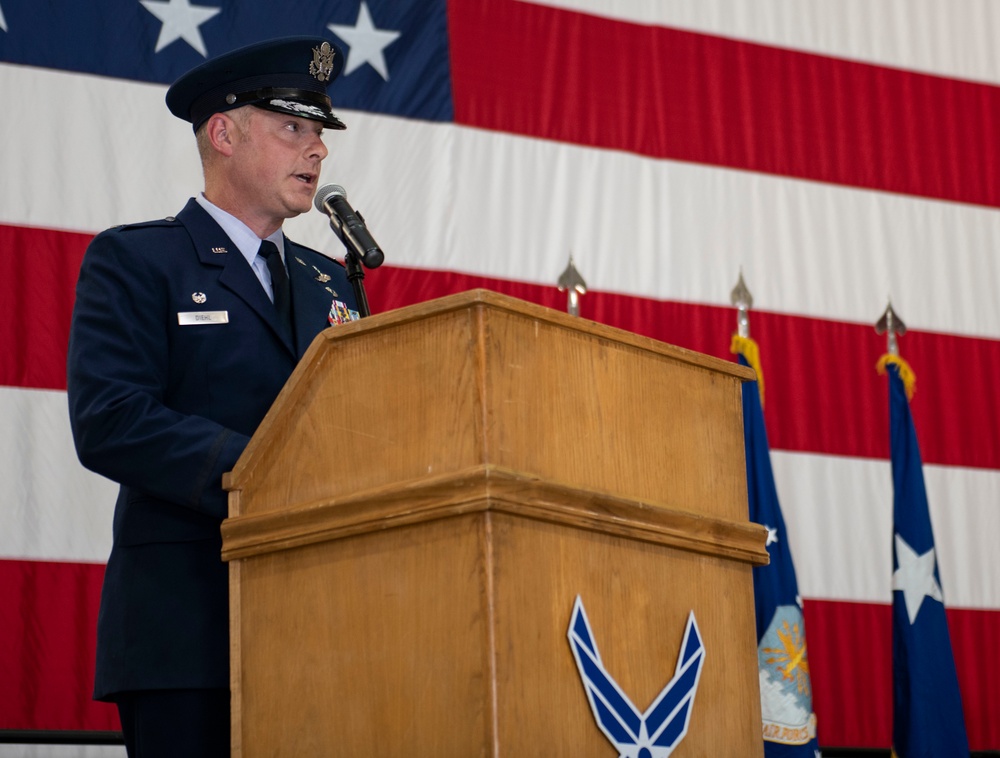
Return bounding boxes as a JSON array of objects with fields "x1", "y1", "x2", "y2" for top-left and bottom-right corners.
[{"x1": 310, "y1": 42, "x2": 337, "y2": 82}]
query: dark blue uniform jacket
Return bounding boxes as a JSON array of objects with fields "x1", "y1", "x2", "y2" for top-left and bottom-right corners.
[{"x1": 67, "y1": 198, "x2": 357, "y2": 699}]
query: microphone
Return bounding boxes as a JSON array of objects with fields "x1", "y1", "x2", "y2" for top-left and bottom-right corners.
[{"x1": 313, "y1": 183, "x2": 384, "y2": 269}]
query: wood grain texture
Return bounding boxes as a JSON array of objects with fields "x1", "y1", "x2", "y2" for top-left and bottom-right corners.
[
  {"x1": 229, "y1": 510, "x2": 763, "y2": 756},
  {"x1": 223, "y1": 290, "x2": 764, "y2": 757},
  {"x1": 221, "y1": 465, "x2": 768, "y2": 566},
  {"x1": 225, "y1": 289, "x2": 754, "y2": 522},
  {"x1": 489, "y1": 512, "x2": 762, "y2": 756}
]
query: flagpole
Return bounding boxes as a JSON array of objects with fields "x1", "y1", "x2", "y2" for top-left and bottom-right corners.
[
  {"x1": 875, "y1": 302, "x2": 970, "y2": 757},
  {"x1": 730, "y1": 272, "x2": 819, "y2": 755},
  {"x1": 875, "y1": 300, "x2": 906, "y2": 356},
  {"x1": 557, "y1": 255, "x2": 587, "y2": 316},
  {"x1": 731, "y1": 269, "x2": 753, "y2": 339},
  {"x1": 875, "y1": 301, "x2": 915, "y2": 400},
  {"x1": 730, "y1": 271, "x2": 765, "y2": 406}
]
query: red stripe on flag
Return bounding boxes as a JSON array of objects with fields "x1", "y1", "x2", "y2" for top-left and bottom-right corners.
[
  {"x1": 449, "y1": 0, "x2": 1000, "y2": 207},
  {"x1": 0, "y1": 559, "x2": 119, "y2": 731},
  {"x1": 803, "y1": 598, "x2": 999, "y2": 750},
  {"x1": 946, "y1": 605, "x2": 1000, "y2": 751},
  {"x1": 805, "y1": 599, "x2": 892, "y2": 748},
  {"x1": 0, "y1": 223, "x2": 90, "y2": 391},
  {"x1": 367, "y1": 265, "x2": 1000, "y2": 470},
  {"x1": 3, "y1": 555, "x2": 996, "y2": 748},
  {"x1": 9, "y1": 223, "x2": 1000, "y2": 469}
]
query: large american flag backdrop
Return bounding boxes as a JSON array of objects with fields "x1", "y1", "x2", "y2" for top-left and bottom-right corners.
[{"x1": 1, "y1": 0, "x2": 998, "y2": 750}]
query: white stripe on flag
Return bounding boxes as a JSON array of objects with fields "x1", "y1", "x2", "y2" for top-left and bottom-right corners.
[
  {"x1": 520, "y1": 0, "x2": 1000, "y2": 85},
  {"x1": 3, "y1": 381, "x2": 997, "y2": 611},
  {"x1": 0, "y1": 386, "x2": 116, "y2": 563},
  {"x1": 773, "y1": 449, "x2": 1000, "y2": 609},
  {"x1": 3, "y1": 63, "x2": 1000, "y2": 338}
]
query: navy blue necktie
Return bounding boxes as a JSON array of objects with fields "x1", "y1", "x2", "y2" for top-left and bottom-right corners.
[{"x1": 258, "y1": 240, "x2": 292, "y2": 340}]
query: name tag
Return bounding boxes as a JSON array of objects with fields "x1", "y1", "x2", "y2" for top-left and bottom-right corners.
[{"x1": 178, "y1": 311, "x2": 229, "y2": 326}]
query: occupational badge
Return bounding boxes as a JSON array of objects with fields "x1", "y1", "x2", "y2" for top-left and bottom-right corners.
[
  {"x1": 191, "y1": 292, "x2": 207, "y2": 304},
  {"x1": 294, "y1": 255, "x2": 333, "y2": 284}
]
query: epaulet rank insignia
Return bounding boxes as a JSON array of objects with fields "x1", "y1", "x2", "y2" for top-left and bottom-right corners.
[{"x1": 118, "y1": 216, "x2": 181, "y2": 231}]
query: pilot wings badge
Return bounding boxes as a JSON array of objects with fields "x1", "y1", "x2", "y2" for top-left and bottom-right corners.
[{"x1": 567, "y1": 597, "x2": 705, "y2": 758}]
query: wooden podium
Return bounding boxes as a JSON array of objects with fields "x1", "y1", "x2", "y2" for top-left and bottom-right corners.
[{"x1": 221, "y1": 289, "x2": 767, "y2": 757}]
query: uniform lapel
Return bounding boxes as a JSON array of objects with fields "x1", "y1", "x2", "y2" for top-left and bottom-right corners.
[
  {"x1": 286, "y1": 241, "x2": 341, "y2": 357},
  {"x1": 177, "y1": 199, "x2": 296, "y2": 357}
]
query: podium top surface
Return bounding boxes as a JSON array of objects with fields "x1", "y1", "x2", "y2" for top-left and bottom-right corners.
[
  {"x1": 225, "y1": 289, "x2": 756, "y2": 528},
  {"x1": 313, "y1": 289, "x2": 755, "y2": 382}
]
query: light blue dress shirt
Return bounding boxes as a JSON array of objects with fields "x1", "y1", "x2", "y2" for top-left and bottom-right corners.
[{"x1": 195, "y1": 194, "x2": 285, "y2": 303}]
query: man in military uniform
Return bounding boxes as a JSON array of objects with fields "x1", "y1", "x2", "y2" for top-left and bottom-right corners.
[{"x1": 67, "y1": 37, "x2": 358, "y2": 757}]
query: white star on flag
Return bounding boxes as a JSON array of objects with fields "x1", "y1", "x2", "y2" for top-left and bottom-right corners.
[
  {"x1": 140, "y1": 0, "x2": 221, "y2": 57},
  {"x1": 764, "y1": 524, "x2": 779, "y2": 547},
  {"x1": 0, "y1": 3, "x2": 7, "y2": 32},
  {"x1": 892, "y1": 533, "x2": 944, "y2": 624},
  {"x1": 328, "y1": 1, "x2": 401, "y2": 81}
]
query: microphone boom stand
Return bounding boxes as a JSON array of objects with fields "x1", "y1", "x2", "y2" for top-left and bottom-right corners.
[{"x1": 342, "y1": 248, "x2": 372, "y2": 318}]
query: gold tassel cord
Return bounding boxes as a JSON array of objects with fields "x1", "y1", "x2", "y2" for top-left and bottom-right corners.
[
  {"x1": 876, "y1": 354, "x2": 916, "y2": 400},
  {"x1": 731, "y1": 334, "x2": 765, "y2": 407}
]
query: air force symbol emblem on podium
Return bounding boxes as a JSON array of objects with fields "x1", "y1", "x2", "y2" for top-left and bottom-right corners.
[{"x1": 567, "y1": 597, "x2": 706, "y2": 758}]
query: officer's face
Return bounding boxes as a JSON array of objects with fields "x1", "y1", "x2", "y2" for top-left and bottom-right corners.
[{"x1": 228, "y1": 108, "x2": 328, "y2": 229}]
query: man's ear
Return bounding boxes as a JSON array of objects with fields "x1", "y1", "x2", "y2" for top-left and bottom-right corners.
[{"x1": 205, "y1": 113, "x2": 236, "y2": 157}]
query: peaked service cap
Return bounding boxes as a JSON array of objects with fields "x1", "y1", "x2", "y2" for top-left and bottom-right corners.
[{"x1": 166, "y1": 36, "x2": 347, "y2": 132}]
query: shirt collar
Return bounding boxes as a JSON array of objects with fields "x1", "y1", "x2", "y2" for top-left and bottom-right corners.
[{"x1": 195, "y1": 194, "x2": 285, "y2": 266}]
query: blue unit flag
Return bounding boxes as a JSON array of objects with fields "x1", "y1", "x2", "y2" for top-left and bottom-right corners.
[
  {"x1": 883, "y1": 358, "x2": 970, "y2": 758},
  {"x1": 736, "y1": 347, "x2": 819, "y2": 755}
]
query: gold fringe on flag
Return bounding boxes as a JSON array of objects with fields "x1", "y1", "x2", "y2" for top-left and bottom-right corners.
[
  {"x1": 876, "y1": 354, "x2": 916, "y2": 400},
  {"x1": 730, "y1": 334, "x2": 764, "y2": 407}
]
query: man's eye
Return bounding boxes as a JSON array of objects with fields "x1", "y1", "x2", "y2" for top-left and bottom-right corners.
[{"x1": 286, "y1": 122, "x2": 299, "y2": 132}]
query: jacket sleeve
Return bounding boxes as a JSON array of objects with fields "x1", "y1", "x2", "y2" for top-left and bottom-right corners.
[{"x1": 67, "y1": 228, "x2": 249, "y2": 520}]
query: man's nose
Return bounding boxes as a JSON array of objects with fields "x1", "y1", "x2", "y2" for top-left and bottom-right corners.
[{"x1": 309, "y1": 135, "x2": 329, "y2": 161}]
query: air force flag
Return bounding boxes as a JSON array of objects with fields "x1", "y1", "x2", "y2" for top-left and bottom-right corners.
[
  {"x1": 734, "y1": 347, "x2": 819, "y2": 752},
  {"x1": 567, "y1": 597, "x2": 705, "y2": 758}
]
